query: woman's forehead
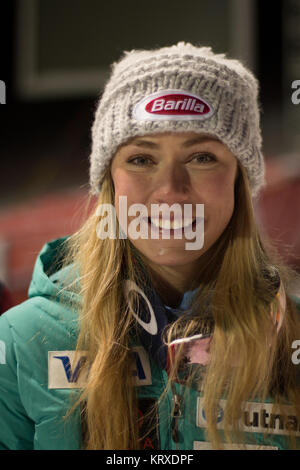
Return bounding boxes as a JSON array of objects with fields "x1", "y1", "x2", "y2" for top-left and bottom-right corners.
[{"x1": 120, "y1": 132, "x2": 222, "y2": 149}]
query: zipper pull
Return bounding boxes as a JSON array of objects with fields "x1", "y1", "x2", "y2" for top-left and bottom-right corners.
[{"x1": 171, "y1": 393, "x2": 182, "y2": 443}]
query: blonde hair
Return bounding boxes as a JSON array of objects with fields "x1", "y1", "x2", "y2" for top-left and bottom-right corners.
[{"x1": 61, "y1": 162, "x2": 300, "y2": 449}]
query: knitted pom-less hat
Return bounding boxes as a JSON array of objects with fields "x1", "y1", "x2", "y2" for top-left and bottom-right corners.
[{"x1": 89, "y1": 42, "x2": 265, "y2": 198}]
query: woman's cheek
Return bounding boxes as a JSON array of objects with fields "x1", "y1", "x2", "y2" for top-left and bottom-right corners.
[
  {"x1": 113, "y1": 180, "x2": 137, "y2": 208},
  {"x1": 197, "y1": 175, "x2": 235, "y2": 227},
  {"x1": 116, "y1": 169, "x2": 150, "y2": 195}
]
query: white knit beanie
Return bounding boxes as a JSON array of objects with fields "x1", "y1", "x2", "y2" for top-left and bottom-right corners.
[{"x1": 89, "y1": 42, "x2": 265, "y2": 198}]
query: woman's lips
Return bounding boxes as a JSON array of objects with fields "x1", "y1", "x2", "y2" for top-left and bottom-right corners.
[
  {"x1": 149, "y1": 216, "x2": 195, "y2": 230},
  {"x1": 144, "y1": 216, "x2": 203, "y2": 237}
]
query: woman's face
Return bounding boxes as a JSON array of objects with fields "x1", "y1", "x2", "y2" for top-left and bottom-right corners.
[{"x1": 110, "y1": 132, "x2": 238, "y2": 270}]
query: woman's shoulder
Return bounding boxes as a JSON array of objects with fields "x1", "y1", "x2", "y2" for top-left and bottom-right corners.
[
  {"x1": 0, "y1": 296, "x2": 81, "y2": 450},
  {"x1": 0, "y1": 297, "x2": 78, "y2": 355},
  {"x1": 0, "y1": 236, "x2": 80, "y2": 354}
]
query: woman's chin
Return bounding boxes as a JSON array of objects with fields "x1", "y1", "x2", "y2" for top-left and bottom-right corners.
[{"x1": 142, "y1": 246, "x2": 206, "y2": 267}]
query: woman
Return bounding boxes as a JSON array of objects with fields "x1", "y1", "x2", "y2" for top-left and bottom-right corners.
[{"x1": 0, "y1": 42, "x2": 300, "y2": 450}]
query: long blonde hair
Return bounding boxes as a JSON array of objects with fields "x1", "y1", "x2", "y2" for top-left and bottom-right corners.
[{"x1": 61, "y1": 162, "x2": 300, "y2": 449}]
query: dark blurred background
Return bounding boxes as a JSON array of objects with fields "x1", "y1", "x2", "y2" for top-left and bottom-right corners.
[{"x1": 0, "y1": 0, "x2": 300, "y2": 306}]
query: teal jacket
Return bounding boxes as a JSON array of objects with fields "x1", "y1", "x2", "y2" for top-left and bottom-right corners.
[{"x1": 0, "y1": 237, "x2": 300, "y2": 450}]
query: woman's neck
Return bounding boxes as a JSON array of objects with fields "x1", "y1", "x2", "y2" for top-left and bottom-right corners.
[
  {"x1": 146, "y1": 261, "x2": 200, "y2": 308},
  {"x1": 144, "y1": 247, "x2": 222, "y2": 307},
  {"x1": 135, "y1": 244, "x2": 221, "y2": 308}
]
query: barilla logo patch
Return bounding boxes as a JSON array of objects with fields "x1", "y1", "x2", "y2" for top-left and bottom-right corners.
[{"x1": 133, "y1": 89, "x2": 214, "y2": 121}]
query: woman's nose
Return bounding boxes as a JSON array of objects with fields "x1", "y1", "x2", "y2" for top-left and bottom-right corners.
[{"x1": 152, "y1": 163, "x2": 190, "y2": 203}]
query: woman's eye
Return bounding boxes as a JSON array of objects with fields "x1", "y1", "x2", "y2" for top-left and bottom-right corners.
[
  {"x1": 127, "y1": 156, "x2": 153, "y2": 166},
  {"x1": 191, "y1": 153, "x2": 216, "y2": 164}
]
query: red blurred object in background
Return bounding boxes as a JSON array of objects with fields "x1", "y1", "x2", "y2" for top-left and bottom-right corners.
[
  {"x1": 256, "y1": 156, "x2": 300, "y2": 272},
  {"x1": 0, "y1": 188, "x2": 96, "y2": 305},
  {"x1": 0, "y1": 281, "x2": 15, "y2": 314}
]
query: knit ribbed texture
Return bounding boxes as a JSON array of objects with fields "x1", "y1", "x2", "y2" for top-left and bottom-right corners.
[{"x1": 89, "y1": 42, "x2": 265, "y2": 198}]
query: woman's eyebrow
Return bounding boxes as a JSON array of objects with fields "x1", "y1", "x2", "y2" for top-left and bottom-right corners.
[
  {"x1": 182, "y1": 136, "x2": 221, "y2": 147},
  {"x1": 127, "y1": 136, "x2": 221, "y2": 149}
]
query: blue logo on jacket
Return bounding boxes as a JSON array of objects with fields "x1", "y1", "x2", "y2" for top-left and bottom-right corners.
[
  {"x1": 202, "y1": 406, "x2": 224, "y2": 423},
  {"x1": 53, "y1": 355, "x2": 88, "y2": 382}
]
